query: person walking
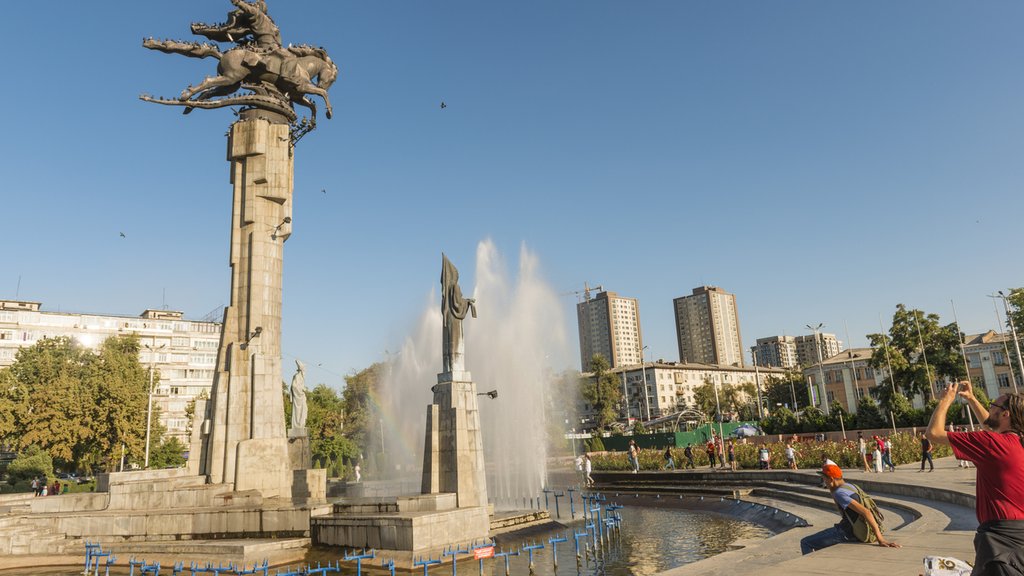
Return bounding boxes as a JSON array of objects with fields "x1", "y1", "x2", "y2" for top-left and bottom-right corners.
[
  {"x1": 926, "y1": 381, "x2": 1024, "y2": 575},
  {"x1": 758, "y1": 444, "x2": 771, "y2": 470},
  {"x1": 664, "y1": 446, "x2": 676, "y2": 470},
  {"x1": 858, "y1": 432, "x2": 870, "y2": 472},
  {"x1": 727, "y1": 440, "x2": 737, "y2": 471},
  {"x1": 919, "y1": 431, "x2": 934, "y2": 472},
  {"x1": 683, "y1": 443, "x2": 696, "y2": 469},
  {"x1": 628, "y1": 439, "x2": 640, "y2": 473},
  {"x1": 785, "y1": 442, "x2": 802, "y2": 470},
  {"x1": 799, "y1": 464, "x2": 900, "y2": 554},
  {"x1": 883, "y1": 436, "x2": 896, "y2": 472},
  {"x1": 705, "y1": 437, "x2": 716, "y2": 470},
  {"x1": 584, "y1": 453, "x2": 594, "y2": 487}
]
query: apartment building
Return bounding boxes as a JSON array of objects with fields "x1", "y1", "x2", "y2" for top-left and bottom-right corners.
[
  {"x1": 673, "y1": 286, "x2": 744, "y2": 367},
  {"x1": 0, "y1": 300, "x2": 222, "y2": 443},
  {"x1": 752, "y1": 335, "x2": 799, "y2": 369},
  {"x1": 795, "y1": 332, "x2": 842, "y2": 367},
  {"x1": 576, "y1": 290, "x2": 643, "y2": 370}
]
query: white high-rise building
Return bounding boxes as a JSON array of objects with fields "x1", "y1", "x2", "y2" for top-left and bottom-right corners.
[
  {"x1": 0, "y1": 300, "x2": 222, "y2": 443},
  {"x1": 753, "y1": 335, "x2": 799, "y2": 369},
  {"x1": 576, "y1": 290, "x2": 643, "y2": 370},
  {"x1": 673, "y1": 286, "x2": 744, "y2": 367},
  {"x1": 795, "y1": 333, "x2": 842, "y2": 367}
]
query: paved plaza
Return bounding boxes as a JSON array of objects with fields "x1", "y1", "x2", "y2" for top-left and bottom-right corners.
[{"x1": 648, "y1": 455, "x2": 981, "y2": 576}]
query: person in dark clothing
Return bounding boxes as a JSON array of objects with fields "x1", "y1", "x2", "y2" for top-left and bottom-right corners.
[
  {"x1": 919, "y1": 431, "x2": 934, "y2": 472},
  {"x1": 683, "y1": 443, "x2": 695, "y2": 469},
  {"x1": 927, "y1": 381, "x2": 1024, "y2": 576}
]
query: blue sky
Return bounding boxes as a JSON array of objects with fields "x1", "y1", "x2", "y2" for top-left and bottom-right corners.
[{"x1": 2, "y1": 1, "x2": 1022, "y2": 387}]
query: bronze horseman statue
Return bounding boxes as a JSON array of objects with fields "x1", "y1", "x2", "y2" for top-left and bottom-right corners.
[{"x1": 141, "y1": 0, "x2": 337, "y2": 131}]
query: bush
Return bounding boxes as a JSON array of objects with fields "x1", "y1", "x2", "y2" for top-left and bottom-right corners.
[
  {"x1": 589, "y1": 433, "x2": 953, "y2": 471},
  {"x1": 7, "y1": 445, "x2": 53, "y2": 485},
  {"x1": 584, "y1": 436, "x2": 605, "y2": 452}
]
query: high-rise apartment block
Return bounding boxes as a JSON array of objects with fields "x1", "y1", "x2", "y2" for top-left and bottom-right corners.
[
  {"x1": 795, "y1": 333, "x2": 842, "y2": 366},
  {"x1": 0, "y1": 299, "x2": 222, "y2": 443},
  {"x1": 576, "y1": 290, "x2": 643, "y2": 370},
  {"x1": 753, "y1": 335, "x2": 799, "y2": 369},
  {"x1": 673, "y1": 286, "x2": 743, "y2": 367}
]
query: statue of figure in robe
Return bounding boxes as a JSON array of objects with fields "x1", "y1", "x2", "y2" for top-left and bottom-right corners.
[
  {"x1": 441, "y1": 254, "x2": 476, "y2": 374},
  {"x1": 290, "y1": 359, "x2": 307, "y2": 429}
]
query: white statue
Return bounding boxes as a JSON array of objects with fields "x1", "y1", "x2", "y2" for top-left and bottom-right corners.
[{"x1": 290, "y1": 359, "x2": 307, "y2": 430}]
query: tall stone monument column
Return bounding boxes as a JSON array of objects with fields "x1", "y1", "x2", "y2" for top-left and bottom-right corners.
[
  {"x1": 422, "y1": 255, "x2": 489, "y2": 509},
  {"x1": 201, "y1": 113, "x2": 295, "y2": 497}
]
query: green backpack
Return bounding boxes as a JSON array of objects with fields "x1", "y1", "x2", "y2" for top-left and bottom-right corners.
[{"x1": 845, "y1": 483, "x2": 885, "y2": 543}]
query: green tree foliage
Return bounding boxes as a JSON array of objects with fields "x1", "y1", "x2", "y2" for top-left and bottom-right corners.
[
  {"x1": 852, "y1": 396, "x2": 885, "y2": 429},
  {"x1": 6, "y1": 445, "x2": 53, "y2": 484},
  {"x1": 308, "y1": 384, "x2": 358, "y2": 467},
  {"x1": 343, "y1": 363, "x2": 383, "y2": 459},
  {"x1": 692, "y1": 379, "x2": 755, "y2": 421},
  {"x1": 760, "y1": 406, "x2": 797, "y2": 435},
  {"x1": 0, "y1": 336, "x2": 157, "y2": 473},
  {"x1": 762, "y1": 372, "x2": 810, "y2": 412},
  {"x1": 584, "y1": 435, "x2": 605, "y2": 452},
  {"x1": 148, "y1": 437, "x2": 187, "y2": 469},
  {"x1": 580, "y1": 355, "x2": 621, "y2": 429},
  {"x1": 868, "y1": 305, "x2": 965, "y2": 399}
]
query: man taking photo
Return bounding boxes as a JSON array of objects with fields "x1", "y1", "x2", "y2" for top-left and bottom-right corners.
[{"x1": 926, "y1": 381, "x2": 1024, "y2": 576}]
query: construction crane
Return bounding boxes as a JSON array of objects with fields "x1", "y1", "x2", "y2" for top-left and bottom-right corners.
[{"x1": 559, "y1": 282, "x2": 604, "y2": 303}]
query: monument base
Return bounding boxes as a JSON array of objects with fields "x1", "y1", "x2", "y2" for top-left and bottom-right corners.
[{"x1": 310, "y1": 493, "x2": 488, "y2": 558}]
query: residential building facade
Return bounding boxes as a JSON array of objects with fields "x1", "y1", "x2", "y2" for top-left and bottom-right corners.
[
  {"x1": 577, "y1": 361, "x2": 787, "y2": 425},
  {"x1": 802, "y1": 348, "x2": 884, "y2": 413},
  {"x1": 795, "y1": 332, "x2": 842, "y2": 367},
  {"x1": 964, "y1": 331, "x2": 1022, "y2": 400},
  {"x1": 0, "y1": 300, "x2": 222, "y2": 444},
  {"x1": 576, "y1": 290, "x2": 643, "y2": 370},
  {"x1": 753, "y1": 335, "x2": 799, "y2": 369},
  {"x1": 673, "y1": 286, "x2": 744, "y2": 367}
]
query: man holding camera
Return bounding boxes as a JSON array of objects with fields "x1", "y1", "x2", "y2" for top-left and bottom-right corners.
[{"x1": 926, "y1": 381, "x2": 1024, "y2": 576}]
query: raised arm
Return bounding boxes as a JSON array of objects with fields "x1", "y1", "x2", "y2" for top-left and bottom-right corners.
[
  {"x1": 927, "y1": 382, "x2": 966, "y2": 445},
  {"x1": 957, "y1": 380, "x2": 990, "y2": 423}
]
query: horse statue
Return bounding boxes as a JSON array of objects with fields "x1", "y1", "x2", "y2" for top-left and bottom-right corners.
[
  {"x1": 140, "y1": 0, "x2": 337, "y2": 130},
  {"x1": 142, "y1": 41, "x2": 337, "y2": 124}
]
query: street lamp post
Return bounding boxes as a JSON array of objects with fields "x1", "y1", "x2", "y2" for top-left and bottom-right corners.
[
  {"x1": 998, "y1": 291, "x2": 1024, "y2": 393},
  {"x1": 806, "y1": 323, "x2": 829, "y2": 415},
  {"x1": 143, "y1": 342, "x2": 166, "y2": 469},
  {"x1": 640, "y1": 345, "x2": 651, "y2": 421}
]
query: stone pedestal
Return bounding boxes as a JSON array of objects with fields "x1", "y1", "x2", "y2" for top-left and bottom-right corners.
[
  {"x1": 421, "y1": 371, "x2": 488, "y2": 509},
  {"x1": 287, "y1": 428, "x2": 312, "y2": 472},
  {"x1": 195, "y1": 114, "x2": 297, "y2": 498}
]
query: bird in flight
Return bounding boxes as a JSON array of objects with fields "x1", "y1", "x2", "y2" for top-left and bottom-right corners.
[
  {"x1": 321, "y1": 188, "x2": 327, "y2": 195},
  {"x1": 119, "y1": 232, "x2": 126, "y2": 238},
  {"x1": 440, "y1": 101, "x2": 447, "y2": 109}
]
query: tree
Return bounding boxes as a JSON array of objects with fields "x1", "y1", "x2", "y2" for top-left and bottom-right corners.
[
  {"x1": 868, "y1": 305, "x2": 965, "y2": 400},
  {"x1": 761, "y1": 406, "x2": 797, "y2": 434},
  {"x1": 342, "y1": 363, "x2": 384, "y2": 455},
  {"x1": 580, "y1": 355, "x2": 621, "y2": 430},
  {"x1": 692, "y1": 379, "x2": 754, "y2": 421},
  {"x1": 0, "y1": 335, "x2": 155, "y2": 473},
  {"x1": 852, "y1": 396, "x2": 885, "y2": 429},
  {"x1": 307, "y1": 384, "x2": 357, "y2": 468},
  {"x1": 148, "y1": 437, "x2": 187, "y2": 469},
  {"x1": 6, "y1": 444, "x2": 53, "y2": 484},
  {"x1": 763, "y1": 371, "x2": 810, "y2": 412}
]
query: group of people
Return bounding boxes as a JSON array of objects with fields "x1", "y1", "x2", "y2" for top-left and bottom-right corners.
[
  {"x1": 801, "y1": 381, "x2": 1024, "y2": 576},
  {"x1": 29, "y1": 476, "x2": 65, "y2": 497},
  {"x1": 856, "y1": 432, "x2": 898, "y2": 472}
]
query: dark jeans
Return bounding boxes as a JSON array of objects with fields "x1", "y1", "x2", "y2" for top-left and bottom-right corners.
[
  {"x1": 800, "y1": 525, "x2": 855, "y2": 555},
  {"x1": 921, "y1": 451, "x2": 934, "y2": 471}
]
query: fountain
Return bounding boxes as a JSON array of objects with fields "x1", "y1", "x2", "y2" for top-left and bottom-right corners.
[{"x1": 369, "y1": 240, "x2": 570, "y2": 505}]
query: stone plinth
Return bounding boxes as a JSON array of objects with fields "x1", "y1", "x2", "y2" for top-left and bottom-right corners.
[
  {"x1": 196, "y1": 115, "x2": 296, "y2": 498},
  {"x1": 421, "y1": 373, "x2": 488, "y2": 509}
]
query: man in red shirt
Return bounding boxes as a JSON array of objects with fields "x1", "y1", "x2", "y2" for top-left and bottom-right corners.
[{"x1": 926, "y1": 381, "x2": 1024, "y2": 576}]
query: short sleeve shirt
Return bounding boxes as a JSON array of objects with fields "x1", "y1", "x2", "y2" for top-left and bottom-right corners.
[
  {"x1": 831, "y1": 484, "x2": 862, "y2": 537},
  {"x1": 785, "y1": 447, "x2": 795, "y2": 459},
  {"x1": 948, "y1": 431, "x2": 1024, "y2": 524}
]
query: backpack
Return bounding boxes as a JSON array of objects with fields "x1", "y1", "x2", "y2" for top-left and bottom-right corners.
[{"x1": 843, "y1": 483, "x2": 885, "y2": 543}]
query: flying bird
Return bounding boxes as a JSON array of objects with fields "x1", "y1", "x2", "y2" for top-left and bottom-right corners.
[
  {"x1": 321, "y1": 188, "x2": 327, "y2": 195},
  {"x1": 119, "y1": 232, "x2": 126, "y2": 238},
  {"x1": 440, "y1": 101, "x2": 447, "y2": 109}
]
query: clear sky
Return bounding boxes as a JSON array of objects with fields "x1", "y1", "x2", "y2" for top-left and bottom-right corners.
[{"x1": 2, "y1": 1, "x2": 1022, "y2": 388}]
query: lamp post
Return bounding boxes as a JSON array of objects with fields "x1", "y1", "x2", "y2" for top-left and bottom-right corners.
[
  {"x1": 751, "y1": 350, "x2": 764, "y2": 420},
  {"x1": 640, "y1": 345, "x2": 651, "y2": 421},
  {"x1": 806, "y1": 323, "x2": 829, "y2": 415},
  {"x1": 143, "y1": 342, "x2": 166, "y2": 469},
  {"x1": 998, "y1": 291, "x2": 1024, "y2": 393}
]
